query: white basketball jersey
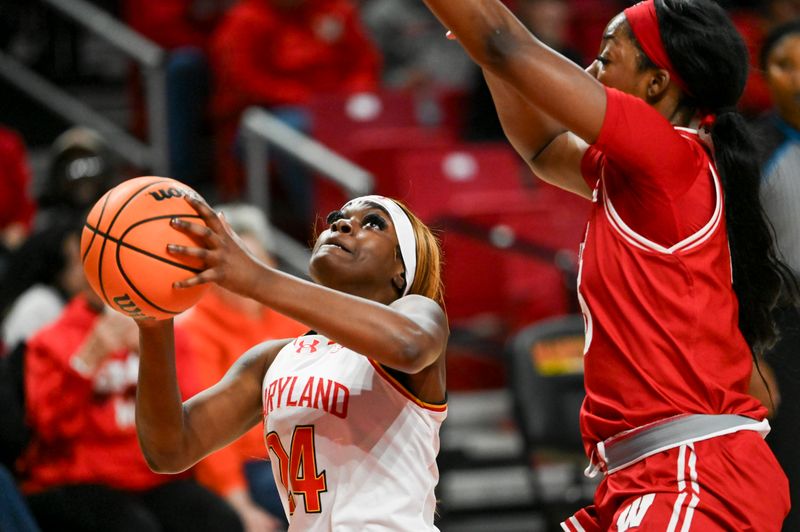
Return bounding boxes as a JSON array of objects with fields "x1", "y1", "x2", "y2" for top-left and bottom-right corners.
[{"x1": 262, "y1": 334, "x2": 447, "y2": 531}]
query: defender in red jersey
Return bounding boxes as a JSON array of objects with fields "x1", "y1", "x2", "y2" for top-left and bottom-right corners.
[{"x1": 423, "y1": 0, "x2": 798, "y2": 529}]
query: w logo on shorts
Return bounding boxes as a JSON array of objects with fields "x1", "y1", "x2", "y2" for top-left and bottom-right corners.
[{"x1": 617, "y1": 494, "x2": 655, "y2": 531}]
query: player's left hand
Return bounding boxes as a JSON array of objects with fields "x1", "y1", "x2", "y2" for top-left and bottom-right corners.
[{"x1": 167, "y1": 196, "x2": 267, "y2": 297}]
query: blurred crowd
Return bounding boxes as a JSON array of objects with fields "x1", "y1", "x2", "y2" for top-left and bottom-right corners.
[{"x1": 1, "y1": 0, "x2": 799, "y2": 531}]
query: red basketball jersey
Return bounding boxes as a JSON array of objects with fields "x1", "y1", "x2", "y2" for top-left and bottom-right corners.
[{"x1": 577, "y1": 89, "x2": 767, "y2": 456}]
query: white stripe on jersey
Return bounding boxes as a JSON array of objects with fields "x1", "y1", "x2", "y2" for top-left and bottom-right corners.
[{"x1": 602, "y1": 160, "x2": 722, "y2": 256}]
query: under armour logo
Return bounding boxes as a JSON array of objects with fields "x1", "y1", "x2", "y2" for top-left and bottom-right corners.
[{"x1": 295, "y1": 339, "x2": 320, "y2": 354}]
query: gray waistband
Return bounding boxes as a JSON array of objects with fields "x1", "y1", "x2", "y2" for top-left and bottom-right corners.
[{"x1": 590, "y1": 414, "x2": 769, "y2": 476}]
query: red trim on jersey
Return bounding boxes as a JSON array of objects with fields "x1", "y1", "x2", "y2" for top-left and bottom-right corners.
[{"x1": 368, "y1": 360, "x2": 447, "y2": 413}]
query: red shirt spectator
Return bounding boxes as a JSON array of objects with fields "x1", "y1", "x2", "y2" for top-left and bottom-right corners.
[
  {"x1": 729, "y1": 1, "x2": 800, "y2": 116},
  {"x1": 0, "y1": 127, "x2": 35, "y2": 249},
  {"x1": 123, "y1": 0, "x2": 233, "y2": 51},
  {"x1": 20, "y1": 295, "x2": 201, "y2": 493},
  {"x1": 209, "y1": 0, "x2": 381, "y2": 124},
  {"x1": 731, "y1": 9, "x2": 774, "y2": 117},
  {"x1": 209, "y1": 0, "x2": 381, "y2": 198}
]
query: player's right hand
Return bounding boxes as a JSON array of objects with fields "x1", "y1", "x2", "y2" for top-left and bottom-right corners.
[{"x1": 167, "y1": 196, "x2": 265, "y2": 299}]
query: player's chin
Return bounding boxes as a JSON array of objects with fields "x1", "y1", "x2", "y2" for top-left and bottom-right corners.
[
  {"x1": 308, "y1": 253, "x2": 335, "y2": 284},
  {"x1": 308, "y1": 254, "x2": 354, "y2": 288}
]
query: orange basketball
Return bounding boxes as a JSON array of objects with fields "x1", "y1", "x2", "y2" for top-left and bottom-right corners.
[{"x1": 80, "y1": 176, "x2": 210, "y2": 320}]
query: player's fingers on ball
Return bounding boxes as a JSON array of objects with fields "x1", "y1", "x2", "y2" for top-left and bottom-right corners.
[
  {"x1": 167, "y1": 243, "x2": 209, "y2": 260},
  {"x1": 174, "y1": 270, "x2": 215, "y2": 289},
  {"x1": 170, "y1": 217, "x2": 216, "y2": 242},
  {"x1": 184, "y1": 193, "x2": 212, "y2": 213},
  {"x1": 185, "y1": 195, "x2": 225, "y2": 232},
  {"x1": 173, "y1": 277, "x2": 196, "y2": 289}
]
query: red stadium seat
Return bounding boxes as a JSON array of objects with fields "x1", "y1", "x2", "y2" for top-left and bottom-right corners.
[
  {"x1": 307, "y1": 89, "x2": 463, "y2": 227},
  {"x1": 383, "y1": 143, "x2": 527, "y2": 221},
  {"x1": 456, "y1": 191, "x2": 590, "y2": 330},
  {"x1": 311, "y1": 140, "x2": 524, "y2": 223},
  {"x1": 440, "y1": 185, "x2": 589, "y2": 390},
  {"x1": 307, "y1": 89, "x2": 461, "y2": 158},
  {"x1": 356, "y1": 142, "x2": 591, "y2": 332}
]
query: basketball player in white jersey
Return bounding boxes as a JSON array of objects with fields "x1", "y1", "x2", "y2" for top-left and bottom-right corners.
[{"x1": 134, "y1": 195, "x2": 447, "y2": 531}]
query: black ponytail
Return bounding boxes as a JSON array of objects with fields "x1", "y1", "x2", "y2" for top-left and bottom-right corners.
[
  {"x1": 712, "y1": 111, "x2": 794, "y2": 353},
  {"x1": 654, "y1": 0, "x2": 799, "y2": 355}
]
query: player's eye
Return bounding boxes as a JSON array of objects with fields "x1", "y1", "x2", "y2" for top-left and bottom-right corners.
[{"x1": 362, "y1": 213, "x2": 388, "y2": 230}]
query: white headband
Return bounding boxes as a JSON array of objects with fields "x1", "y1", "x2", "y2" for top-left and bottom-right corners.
[{"x1": 344, "y1": 195, "x2": 417, "y2": 297}]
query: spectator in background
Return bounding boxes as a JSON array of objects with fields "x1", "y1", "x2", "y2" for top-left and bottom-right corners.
[
  {"x1": 34, "y1": 127, "x2": 115, "y2": 232},
  {"x1": 516, "y1": 0, "x2": 582, "y2": 65},
  {"x1": 1, "y1": 127, "x2": 113, "y2": 355},
  {"x1": 731, "y1": 0, "x2": 800, "y2": 116},
  {"x1": 463, "y1": 0, "x2": 581, "y2": 141},
  {"x1": 208, "y1": 0, "x2": 381, "y2": 211},
  {"x1": 18, "y1": 286, "x2": 243, "y2": 532},
  {"x1": 0, "y1": 218, "x2": 84, "y2": 355},
  {"x1": 123, "y1": 0, "x2": 233, "y2": 52},
  {"x1": 179, "y1": 204, "x2": 307, "y2": 531},
  {"x1": 0, "y1": 126, "x2": 36, "y2": 279},
  {"x1": 123, "y1": 0, "x2": 235, "y2": 193},
  {"x1": 752, "y1": 20, "x2": 800, "y2": 531},
  {"x1": 756, "y1": 21, "x2": 800, "y2": 269},
  {"x1": 360, "y1": 0, "x2": 474, "y2": 91}
]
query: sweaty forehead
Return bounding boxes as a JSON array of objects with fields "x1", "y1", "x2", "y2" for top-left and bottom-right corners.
[{"x1": 604, "y1": 13, "x2": 628, "y2": 40}]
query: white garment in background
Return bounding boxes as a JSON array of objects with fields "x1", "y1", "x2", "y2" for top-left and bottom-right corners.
[{"x1": 2, "y1": 284, "x2": 65, "y2": 350}]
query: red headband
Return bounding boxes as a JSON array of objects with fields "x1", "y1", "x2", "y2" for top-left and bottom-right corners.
[{"x1": 623, "y1": 0, "x2": 691, "y2": 95}]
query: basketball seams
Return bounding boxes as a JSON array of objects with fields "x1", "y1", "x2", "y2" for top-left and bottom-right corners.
[
  {"x1": 85, "y1": 215, "x2": 205, "y2": 274},
  {"x1": 96, "y1": 178, "x2": 175, "y2": 308},
  {"x1": 114, "y1": 213, "x2": 205, "y2": 315},
  {"x1": 115, "y1": 256, "x2": 179, "y2": 316},
  {"x1": 81, "y1": 191, "x2": 112, "y2": 265}
]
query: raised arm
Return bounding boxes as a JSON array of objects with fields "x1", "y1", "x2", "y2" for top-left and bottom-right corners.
[
  {"x1": 482, "y1": 68, "x2": 591, "y2": 198},
  {"x1": 248, "y1": 277, "x2": 447, "y2": 376},
  {"x1": 169, "y1": 198, "x2": 448, "y2": 377},
  {"x1": 425, "y1": 0, "x2": 606, "y2": 144},
  {"x1": 135, "y1": 318, "x2": 288, "y2": 473}
]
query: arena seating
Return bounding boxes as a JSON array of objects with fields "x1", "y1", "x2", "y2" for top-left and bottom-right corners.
[
  {"x1": 305, "y1": 116, "x2": 593, "y2": 388},
  {"x1": 505, "y1": 314, "x2": 596, "y2": 526}
]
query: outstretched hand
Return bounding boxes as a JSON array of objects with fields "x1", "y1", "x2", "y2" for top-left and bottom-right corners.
[{"x1": 167, "y1": 196, "x2": 266, "y2": 297}]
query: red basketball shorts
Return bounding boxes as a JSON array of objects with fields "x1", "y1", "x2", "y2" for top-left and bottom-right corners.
[{"x1": 561, "y1": 431, "x2": 789, "y2": 531}]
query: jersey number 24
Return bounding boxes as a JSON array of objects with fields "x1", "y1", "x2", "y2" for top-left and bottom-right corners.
[{"x1": 266, "y1": 425, "x2": 328, "y2": 514}]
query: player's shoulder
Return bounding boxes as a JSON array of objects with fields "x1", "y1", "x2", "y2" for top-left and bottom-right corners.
[{"x1": 235, "y1": 338, "x2": 296, "y2": 375}]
